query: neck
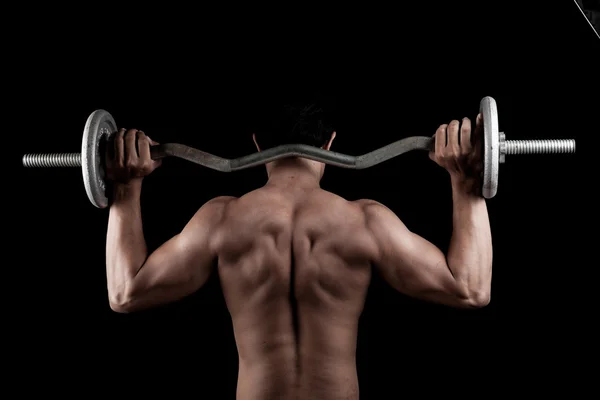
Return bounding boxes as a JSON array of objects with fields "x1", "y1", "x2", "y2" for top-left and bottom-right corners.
[{"x1": 265, "y1": 157, "x2": 322, "y2": 189}]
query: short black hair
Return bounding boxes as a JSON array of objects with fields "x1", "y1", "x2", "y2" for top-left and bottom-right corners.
[{"x1": 255, "y1": 102, "x2": 335, "y2": 149}]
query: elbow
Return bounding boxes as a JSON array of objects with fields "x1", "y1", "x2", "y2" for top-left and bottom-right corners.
[
  {"x1": 454, "y1": 282, "x2": 491, "y2": 309},
  {"x1": 109, "y1": 300, "x2": 133, "y2": 314},
  {"x1": 465, "y1": 289, "x2": 491, "y2": 308},
  {"x1": 108, "y1": 287, "x2": 137, "y2": 314},
  {"x1": 453, "y1": 269, "x2": 492, "y2": 309}
]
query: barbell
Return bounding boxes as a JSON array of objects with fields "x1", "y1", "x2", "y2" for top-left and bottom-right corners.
[{"x1": 22, "y1": 97, "x2": 575, "y2": 208}]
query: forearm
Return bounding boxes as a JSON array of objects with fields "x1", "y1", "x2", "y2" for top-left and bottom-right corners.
[
  {"x1": 106, "y1": 180, "x2": 148, "y2": 301},
  {"x1": 446, "y1": 177, "x2": 493, "y2": 302}
]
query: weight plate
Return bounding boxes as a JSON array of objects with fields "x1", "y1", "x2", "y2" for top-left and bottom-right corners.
[
  {"x1": 82, "y1": 110, "x2": 117, "y2": 208},
  {"x1": 480, "y1": 96, "x2": 499, "y2": 199}
]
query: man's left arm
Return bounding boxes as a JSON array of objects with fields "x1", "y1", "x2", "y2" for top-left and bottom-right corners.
[{"x1": 106, "y1": 182, "x2": 232, "y2": 313}]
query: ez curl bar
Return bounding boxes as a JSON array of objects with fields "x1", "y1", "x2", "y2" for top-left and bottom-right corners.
[{"x1": 22, "y1": 97, "x2": 576, "y2": 208}]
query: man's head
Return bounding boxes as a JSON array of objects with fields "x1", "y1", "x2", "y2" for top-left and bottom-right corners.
[{"x1": 253, "y1": 102, "x2": 336, "y2": 182}]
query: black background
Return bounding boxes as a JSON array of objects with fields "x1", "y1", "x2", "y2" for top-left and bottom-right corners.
[{"x1": 11, "y1": 1, "x2": 598, "y2": 398}]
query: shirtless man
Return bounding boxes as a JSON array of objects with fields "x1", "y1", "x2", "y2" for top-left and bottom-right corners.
[{"x1": 105, "y1": 104, "x2": 492, "y2": 400}]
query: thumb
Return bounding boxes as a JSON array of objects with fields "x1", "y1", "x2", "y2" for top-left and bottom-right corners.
[
  {"x1": 475, "y1": 113, "x2": 483, "y2": 131},
  {"x1": 152, "y1": 159, "x2": 163, "y2": 169},
  {"x1": 147, "y1": 136, "x2": 160, "y2": 146}
]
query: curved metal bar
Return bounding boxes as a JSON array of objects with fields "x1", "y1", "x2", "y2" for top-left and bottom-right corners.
[
  {"x1": 150, "y1": 136, "x2": 436, "y2": 172},
  {"x1": 151, "y1": 143, "x2": 232, "y2": 172},
  {"x1": 356, "y1": 136, "x2": 434, "y2": 169},
  {"x1": 230, "y1": 144, "x2": 358, "y2": 170}
]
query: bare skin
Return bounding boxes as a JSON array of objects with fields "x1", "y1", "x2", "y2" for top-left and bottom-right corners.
[{"x1": 105, "y1": 115, "x2": 492, "y2": 400}]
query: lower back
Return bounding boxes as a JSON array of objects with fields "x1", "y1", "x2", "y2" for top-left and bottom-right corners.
[
  {"x1": 236, "y1": 343, "x2": 359, "y2": 400},
  {"x1": 230, "y1": 298, "x2": 363, "y2": 399}
]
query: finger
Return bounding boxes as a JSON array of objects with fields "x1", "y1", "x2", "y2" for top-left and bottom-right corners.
[
  {"x1": 429, "y1": 149, "x2": 435, "y2": 161},
  {"x1": 473, "y1": 113, "x2": 483, "y2": 141},
  {"x1": 114, "y1": 128, "x2": 126, "y2": 167},
  {"x1": 460, "y1": 117, "x2": 472, "y2": 152},
  {"x1": 125, "y1": 129, "x2": 139, "y2": 164},
  {"x1": 137, "y1": 131, "x2": 152, "y2": 164},
  {"x1": 147, "y1": 136, "x2": 160, "y2": 146},
  {"x1": 476, "y1": 112, "x2": 483, "y2": 127},
  {"x1": 447, "y1": 120, "x2": 460, "y2": 153},
  {"x1": 435, "y1": 124, "x2": 447, "y2": 156},
  {"x1": 473, "y1": 112, "x2": 483, "y2": 156}
]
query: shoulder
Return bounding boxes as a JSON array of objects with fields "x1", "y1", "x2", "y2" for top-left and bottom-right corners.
[
  {"x1": 190, "y1": 196, "x2": 237, "y2": 225},
  {"x1": 353, "y1": 199, "x2": 391, "y2": 216},
  {"x1": 205, "y1": 195, "x2": 237, "y2": 207},
  {"x1": 352, "y1": 199, "x2": 404, "y2": 232}
]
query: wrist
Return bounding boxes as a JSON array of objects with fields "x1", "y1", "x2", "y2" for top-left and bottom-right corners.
[
  {"x1": 112, "y1": 179, "x2": 143, "y2": 202},
  {"x1": 450, "y1": 174, "x2": 480, "y2": 197}
]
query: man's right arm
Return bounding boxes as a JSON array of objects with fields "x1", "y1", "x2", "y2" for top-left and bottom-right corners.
[{"x1": 361, "y1": 183, "x2": 492, "y2": 308}]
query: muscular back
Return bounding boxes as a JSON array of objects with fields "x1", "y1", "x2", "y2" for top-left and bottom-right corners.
[
  {"x1": 108, "y1": 120, "x2": 491, "y2": 400},
  {"x1": 110, "y1": 181, "x2": 488, "y2": 399},
  {"x1": 212, "y1": 186, "x2": 376, "y2": 400}
]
